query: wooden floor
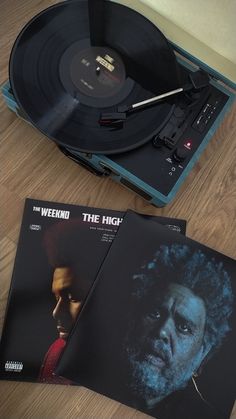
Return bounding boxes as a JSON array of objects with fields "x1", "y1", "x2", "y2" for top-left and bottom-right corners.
[{"x1": 0, "y1": 1, "x2": 235, "y2": 418}]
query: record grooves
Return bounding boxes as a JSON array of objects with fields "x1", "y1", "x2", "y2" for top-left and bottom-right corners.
[{"x1": 9, "y1": 0, "x2": 180, "y2": 154}]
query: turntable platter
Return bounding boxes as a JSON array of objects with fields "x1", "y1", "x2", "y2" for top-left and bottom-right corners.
[{"x1": 10, "y1": 0, "x2": 180, "y2": 154}]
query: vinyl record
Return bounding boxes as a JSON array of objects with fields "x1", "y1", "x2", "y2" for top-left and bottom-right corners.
[{"x1": 10, "y1": 0, "x2": 181, "y2": 154}]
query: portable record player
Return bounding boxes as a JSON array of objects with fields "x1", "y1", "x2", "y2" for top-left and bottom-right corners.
[{"x1": 2, "y1": 0, "x2": 236, "y2": 206}]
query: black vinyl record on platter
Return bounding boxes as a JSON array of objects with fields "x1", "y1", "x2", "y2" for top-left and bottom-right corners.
[{"x1": 10, "y1": 0, "x2": 180, "y2": 154}]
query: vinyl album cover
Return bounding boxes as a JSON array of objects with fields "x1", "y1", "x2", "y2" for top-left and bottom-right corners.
[
  {"x1": 0, "y1": 198, "x2": 186, "y2": 384},
  {"x1": 57, "y1": 211, "x2": 235, "y2": 419}
]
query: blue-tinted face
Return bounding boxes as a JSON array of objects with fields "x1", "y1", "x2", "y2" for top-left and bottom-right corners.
[{"x1": 127, "y1": 283, "x2": 207, "y2": 407}]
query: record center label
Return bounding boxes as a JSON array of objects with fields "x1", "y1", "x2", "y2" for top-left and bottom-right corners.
[
  {"x1": 59, "y1": 43, "x2": 126, "y2": 100},
  {"x1": 73, "y1": 47, "x2": 125, "y2": 97}
]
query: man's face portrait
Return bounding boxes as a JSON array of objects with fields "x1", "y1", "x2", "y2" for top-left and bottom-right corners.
[
  {"x1": 124, "y1": 242, "x2": 234, "y2": 414},
  {"x1": 52, "y1": 267, "x2": 82, "y2": 340},
  {"x1": 127, "y1": 282, "x2": 208, "y2": 408}
]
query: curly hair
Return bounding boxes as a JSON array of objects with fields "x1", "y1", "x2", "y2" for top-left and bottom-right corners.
[
  {"x1": 132, "y1": 244, "x2": 234, "y2": 353},
  {"x1": 43, "y1": 218, "x2": 103, "y2": 300}
]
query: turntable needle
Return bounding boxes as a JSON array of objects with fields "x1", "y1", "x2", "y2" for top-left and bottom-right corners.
[
  {"x1": 118, "y1": 87, "x2": 184, "y2": 113},
  {"x1": 99, "y1": 87, "x2": 183, "y2": 126},
  {"x1": 120, "y1": 69, "x2": 210, "y2": 113},
  {"x1": 99, "y1": 70, "x2": 209, "y2": 126},
  {"x1": 99, "y1": 88, "x2": 182, "y2": 126}
]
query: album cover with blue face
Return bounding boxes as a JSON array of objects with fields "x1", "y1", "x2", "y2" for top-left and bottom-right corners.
[
  {"x1": 0, "y1": 198, "x2": 186, "y2": 384},
  {"x1": 56, "y1": 211, "x2": 235, "y2": 419}
]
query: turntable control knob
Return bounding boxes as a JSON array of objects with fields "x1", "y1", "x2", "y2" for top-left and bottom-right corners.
[{"x1": 172, "y1": 147, "x2": 188, "y2": 162}]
